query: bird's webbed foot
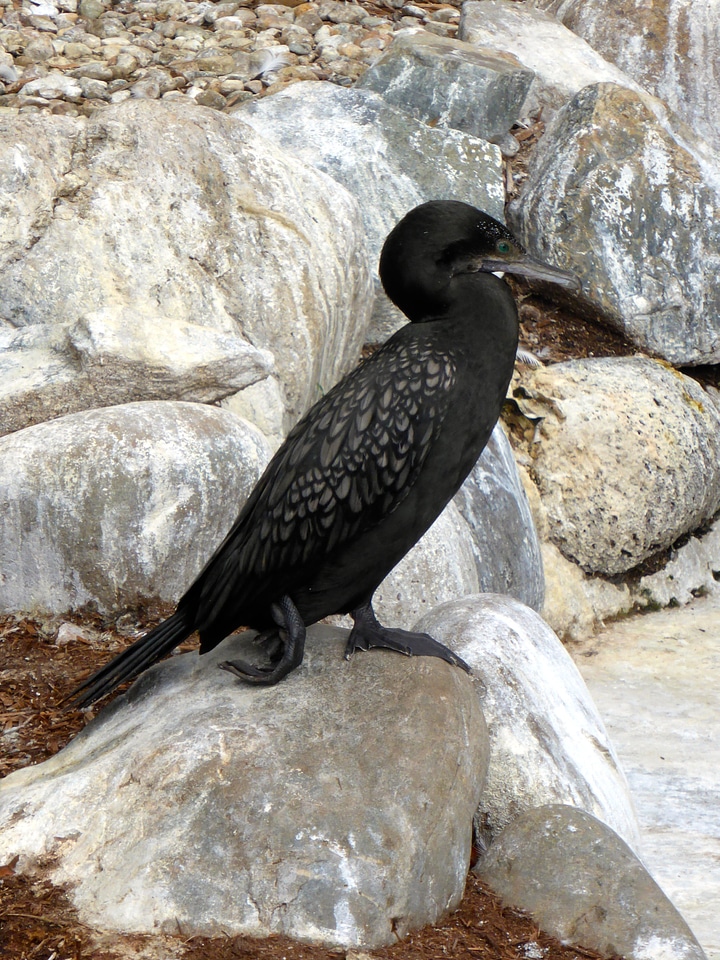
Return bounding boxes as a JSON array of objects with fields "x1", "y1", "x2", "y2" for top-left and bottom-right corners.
[
  {"x1": 219, "y1": 595, "x2": 306, "y2": 685},
  {"x1": 345, "y1": 601, "x2": 471, "y2": 674}
]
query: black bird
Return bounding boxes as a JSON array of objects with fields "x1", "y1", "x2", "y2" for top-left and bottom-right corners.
[{"x1": 70, "y1": 201, "x2": 577, "y2": 707}]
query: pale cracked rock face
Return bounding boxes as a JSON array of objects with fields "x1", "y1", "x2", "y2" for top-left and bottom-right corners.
[
  {"x1": 0, "y1": 625, "x2": 488, "y2": 949},
  {"x1": 517, "y1": 356, "x2": 720, "y2": 577},
  {"x1": 509, "y1": 82, "x2": 720, "y2": 366},
  {"x1": 0, "y1": 98, "x2": 373, "y2": 429}
]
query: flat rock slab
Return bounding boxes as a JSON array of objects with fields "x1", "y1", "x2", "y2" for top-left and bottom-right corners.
[
  {"x1": 572, "y1": 598, "x2": 720, "y2": 960},
  {"x1": 0, "y1": 625, "x2": 487, "y2": 949}
]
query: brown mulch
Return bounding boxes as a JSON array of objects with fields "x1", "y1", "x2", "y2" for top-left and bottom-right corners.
[{"x1": 0, "y1": 614, "x2": 622, "y2": 960}]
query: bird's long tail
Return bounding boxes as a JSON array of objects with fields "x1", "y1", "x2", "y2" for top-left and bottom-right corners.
[{"x1": 67, "y1": 609, "x2": 193, "y2": 709}]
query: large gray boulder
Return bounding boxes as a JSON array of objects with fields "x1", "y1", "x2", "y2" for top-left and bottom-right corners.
[
  {"x1": 537, "y1": 0, "x2": 720, "y2": 156},
  {"x1": 356, "y1": 30, "x2": 533, "y2": 152},
  {"x1": 518, "y1": 357, "x2": 720, "y2": 576},
  {"x1": 416, "y1": 595, "x2": 640, "y2": 849},
  {"x1": 0, "y1": 99, "x2": 373, "y2": 431},
  {"x1": 477, "y1": 805, "x2": 706, "y2": 960},
  {"x1": 0, "y1": 625, "x2": 487, "y2": 948},
  {"x1": 0, "y1": 402, "x2": 271, "y2": 615},
  {"x1": 509, "y1": 82, "x2": 720, "y2": 365},
  {"x1": 235, "y1": 82, "x2": 504, "y2": 341}
]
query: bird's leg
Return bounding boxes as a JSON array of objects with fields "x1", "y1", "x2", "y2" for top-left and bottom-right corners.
[
  {"x1": 219, "y1": 595, "x2": 306, "y2": 685},
  {"x1": 345, "y1": 600, "x2": 471, "y2": 674}
]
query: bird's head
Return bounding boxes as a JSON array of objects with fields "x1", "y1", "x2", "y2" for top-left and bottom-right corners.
[{"x1": 380, "y1": 200, "x2": 578, "y2": 322}]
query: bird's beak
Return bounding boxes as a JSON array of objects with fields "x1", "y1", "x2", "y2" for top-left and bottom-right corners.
[{"x1": 481, "y1": 255, "x2": 580, "y2": 291}]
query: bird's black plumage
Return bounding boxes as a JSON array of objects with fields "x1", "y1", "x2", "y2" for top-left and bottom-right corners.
[{"x1": 70, "y1": 201, "x2": 577, "y2": 706}]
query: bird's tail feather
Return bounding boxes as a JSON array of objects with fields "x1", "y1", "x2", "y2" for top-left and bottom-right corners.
[{"x1": 67, "y1": 609, "x2": 192, "y2": 709}]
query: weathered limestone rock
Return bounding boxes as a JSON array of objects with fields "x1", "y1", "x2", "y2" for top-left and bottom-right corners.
[
  {"x1": 0, "y1": 402, "x2": 271, "y2": 615},
  {"x1": 0, "y1": 626, "x2": 487, "y2": 948},
  {"x1": 509, "y1": 83, "x2": 720, "y2": 365},
  {"x1": 541, "y1": 541, "x2": 632, "y2": 642},
  {"x1": 537, "y1": 0, "x2": 720, "y2": 156},
  {"x1": 236, "y1": 82, "x2": 504, "y2": 341},
  {"x1": 416, "y1": 595, "x2": 640, "y2": 848},
  {"x1": 0, "y1": 99, "x2": 373, "y2": 428},
  {"x1": 459, "y1": 0, "x2": 647, "y2": 118},
  {"x1": 356, "y1": 30, "x2": 533, "y2": 153},
  {"x1": 518, "y1": 357, "x2": 720, "y2": 576},
  {"x1": 630, "y1": 516, "x2": 720, "y2": 609},
  {"x1": 476, "y1": 805, "x2": 706, "y2": 960}
]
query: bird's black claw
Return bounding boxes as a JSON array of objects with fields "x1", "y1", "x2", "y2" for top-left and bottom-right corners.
[
  {"x1": 347, "y1": 601, "x2": 471, "y2": 674},
  {"x1": 220, "y1": 595, "x2": 307, "y2": 686}
]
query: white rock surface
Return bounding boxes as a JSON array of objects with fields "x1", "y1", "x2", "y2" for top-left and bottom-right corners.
[
  {"x1": 0, "y1": 99, "x2": 373, "y2": 430},
  {"x1": 374, "y1": 501, "x2": 479, "y2": 628},
  {"x1": 0, "y1": 401, "x2": 271, "y2": 615},
  {"x1": 0, "y1": 625, "x2": 487, "y2": 948},
  {"x1": 416, "y1": 594, "x2": 641, "y2": 848},
  {"x1": 0, "y1": 310, "x2": 273, "y2": 438},
  {"x1": 573, "y1": 598, "x2": 720, "y2": 960},
  {"x1": 455, "y1": 424, "x2": 544, "y2": 610},
  {"x1": 518, "y1": 357, "x2": 720, "y2": 575}
]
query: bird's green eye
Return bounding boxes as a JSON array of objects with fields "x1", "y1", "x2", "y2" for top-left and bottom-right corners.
[{"x1": 496, "y1": 240, "x2": 512, "y2": 254}]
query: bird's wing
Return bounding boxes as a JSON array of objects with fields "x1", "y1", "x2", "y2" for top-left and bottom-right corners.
[{"x1": 189, "y1": 335, "x2": 457, "y2": 621}]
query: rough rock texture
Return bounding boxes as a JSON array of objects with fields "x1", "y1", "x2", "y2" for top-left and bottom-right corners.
[
  {"x1": 454, "y1": 424, "x2": 544, "y2": 611},
  {"x1": 0, "y1": 625, "x2": 487, "y2": 948},
  {"x1": 459, "y1": 0, "x2": 647, "y2": 118},
  {"x1": 415, "y1": 595, "x2": 640, "y2": 849},
  {"x1": 509, "y1": 83, "x2": 720, "y2": 365},
  {"x1": 356, "y1": 30, "x2": 532, "y2": 151},
  {"x1": 537, "y1": 0, "x2": 720, "y2": 156},
  {"x1": 631, "y1": 516, "x2": 720, "y2": 608},
  {"x1": 237, "y1": 81, "x2": 504, "y2": 341},
  {"x1": 0, "y1": 99, "x2": 373, "y2": 428},
  {"x1": 374, "y1": 424, "x2": 544, "y2": 625},
  {"x1": 541, "y1": 541, "x2": 632, "y2": 642},
  {"x1": 518, "y1": 357, "x2": 720, "y2": 576},
  {"x1": 476, "y1": 805, "x2": 706, "y2": 960},
  {"x1": 0, "y1": 402, "x2": 271, "y2": 615}
]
